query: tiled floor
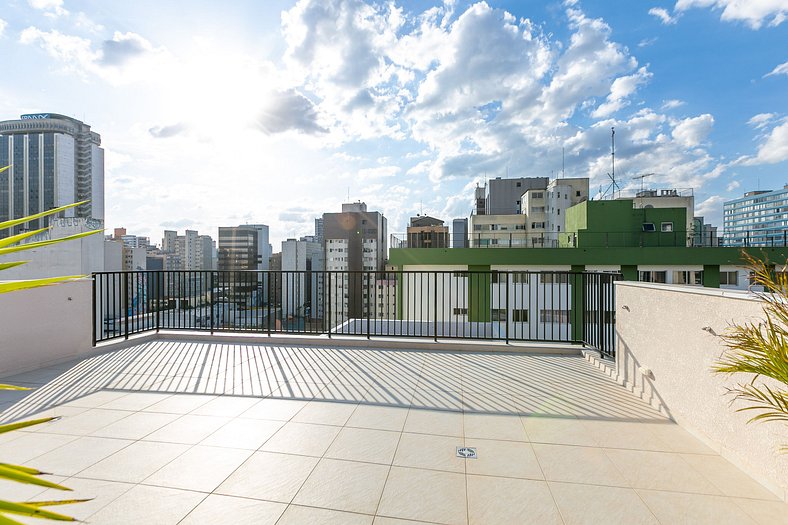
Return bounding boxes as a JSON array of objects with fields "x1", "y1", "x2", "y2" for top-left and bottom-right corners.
[{"x1": 1, "y1": 339, "x2": 786, "y2": 524}]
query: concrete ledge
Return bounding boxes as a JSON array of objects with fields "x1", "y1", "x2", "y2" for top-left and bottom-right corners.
[{"x1": 95, "y1": 330, "x2": 583, "y2": 356}]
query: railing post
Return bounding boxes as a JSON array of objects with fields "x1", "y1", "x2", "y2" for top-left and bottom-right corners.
[
  {"x1": 267, "y1": 271, "x2": 272, "y2": 336},
  {"x1": 433, "y1": 271, "x2": 438, "y2": 342},
  {"x1": 505, "y1": 271, "x2": 509, "y2": 344},
  {"x1": 366, "y1": 271, "x2": 371, "y2": 340},
  {"x1": 123, "y1": 272, "x2": 129, "y2": 340},
  {"x1": 209, "y1": 271, "x2": 215, "y2": 335},
  {"x1": 91, "y1": 273, "x2": 97, "y2": 346},
  {"x1": 327, "y1": 272, "x2": 332, "y2": 339}
]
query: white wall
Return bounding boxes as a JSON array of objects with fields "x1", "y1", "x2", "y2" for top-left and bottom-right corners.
[
  {"x1": 0, "y1": 279, "x2": 93, "y2": 376},
  {"x1": 615, "y1": 281, "x2": 788, "y2": 501}
]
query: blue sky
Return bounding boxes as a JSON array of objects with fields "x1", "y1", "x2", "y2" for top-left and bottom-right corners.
[{"x1": 0, "y1": 0, "x2": 786, "y2": 247}]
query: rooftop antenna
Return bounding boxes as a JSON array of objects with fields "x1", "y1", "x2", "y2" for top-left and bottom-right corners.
[
  {"x1": 602, "y1": 127, "x2": 620, "y2": 199},
  {"x1": 562, "y1": 146, "x2": 565, "y2": 178},
  {"x1": 632, "y1": 173, "x2": 656, "y2": 194}
]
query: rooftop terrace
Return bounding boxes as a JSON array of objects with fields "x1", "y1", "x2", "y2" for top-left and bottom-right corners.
[{"x1": 2, "y1": 335, "x2": 786, "y2": 524}]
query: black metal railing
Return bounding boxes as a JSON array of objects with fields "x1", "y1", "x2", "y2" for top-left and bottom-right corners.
[{"x1": 92, "y1": 270, "x2": 621, "y2": 357}]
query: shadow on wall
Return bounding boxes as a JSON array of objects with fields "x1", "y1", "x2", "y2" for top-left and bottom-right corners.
[{"x1": 615, "y1": 334, "x2": 674, "y2": 420}]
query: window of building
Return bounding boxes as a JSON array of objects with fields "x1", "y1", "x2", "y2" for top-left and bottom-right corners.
[
  {"x1": 642, "y1": 223, "x2": 656, "y2": 232},
  {"x1": 512, "y1": 272, "x2": 530, "y2": 284},
  {"x1": 540, "y1": 309, "x2": 570, "y2": 324},
  {"x1": 513, "y1": 309, "x2": 529, "y2": 322},
  {"x1": 453, "y1": 307, "x2": 468, "y2": 315},
  {"x1": 491, "y1": 309, "x2": 507, "y2": 321},
  {"x1": 720, "y1": 271, "x2": 739, "y2": 286},
  {"x1": 576, "y1": 190, "x2": 581, "y2": 197},
  {"x1": 557, "y1": 209, "x2": 560, "y2": 215},
  {"x1": 516, "y1": 182, "x2": 521, "y2": 187},
  {"x1": 661, "y1": 222, "x2": 674, "y2": 232},
  {"x1": 557, "y1": 192, "x2": 561, "y2": 198},
  {"x1": 533, "y1": 192, "x2": 543, "y2": 199},
  {"x1": 673, "y1": 270, "x2": 703, "y2": 286},
  {"x1": 638, "y1": 271, "x2": 667, "y2": 283},
  {"x1": 453, "y1": 271, "x2": 468, "y2": 279},
  {"x1": 540, "y1": 273, "x2": 570, "y2": 284}
]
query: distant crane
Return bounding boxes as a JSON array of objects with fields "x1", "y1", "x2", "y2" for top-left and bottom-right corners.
[{"x1": 632, "y1": 173, "x2": 656, "y2": 193}]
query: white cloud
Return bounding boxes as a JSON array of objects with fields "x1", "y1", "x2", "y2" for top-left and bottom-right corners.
[
  {"x1": 737, "y1": 118, "x2": 788, "y2": 165},
  {"x1": 661, "y1": 99, "x2": 685, "y2": 110},
  {"x1": 592, "y1": 66, "x2": 653, "y2": 118},
  {"x1": 674, "y1": 0, "x2": 786, "y2": 29},
  {"x1": 28, "y1": 0, "x2": 68, "y2": 17},
  {"x1": 0, "y1": 19, "x2": 7, "y2": 38},
  {"x1": 649, "y1": 7, "x2": 678, "y2": 24},
  {"x1": 696, "y1": 195, "x2": 725, "y2": 225},
  {"x1": 726, "y1": 180, "x2": 740, "y2": 191},
  {"x1": 19, "y1": 27, "x2": 166, "y2": 84},
  {"x1": 671, "y1": 114, "x2": 714, "y2": 147},
  {"x1": 747, "y1": 112, "x2": 775, "y2": 129},
  {"x1": 765, "y1": 60, "x2": 788, "y2": 77}
]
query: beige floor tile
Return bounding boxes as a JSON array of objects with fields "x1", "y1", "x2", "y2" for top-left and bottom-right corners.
[
  {"x1": 200, "y1": 417, "x2": 283, "y2": 449},
  {"x1": 293, "y1": 457, "x2": 390, "y2": 514},
  {"x1": 260, "y1": 421, "x2": 341, "y2": 457},
  {"x1": 216, "y1": 451, "x2": 318, "y2": 503},
  {"x1": 31, "y1": 436, "x2": 133, "y2": 476},
  {"x1": 732, "y1": 497, "x2": 788, "y2": 525},
  {"x1": 277, "y1": 505, "x2": 373, "y2": 525},
  {"x1": 411, "y1": 389, "x2": 463, "y2": 411},
  {"x1": 143, "y1": 414, "x2": 231, "y2": 444},
  {"x1": 461, "y1": 389, "x2": 518, "y2": 413},
  {"x1": 549, "y1": 481, "x2": 659, "y2": 525},
  {"x1": 346, "y1": 405, "x2": 410, "y2": 432},
  {"x1": 465, "y1": 438, "x2": 543, "y2": 479},
  {"x1": 580, "y1": 419, "x2": 673, "y2": 452},
  {"x1": 59, "y1": 390, "x2": 129, "y2": 408},
  {"x1": 532, "y1": 443, "x2": 628, "y2": 487},
  {"x1": 30, "y1": 408, "x2": 132, "y2": 436},
  {"x1": 373, "y1": 518, "x2": 431, "y2": 524},
  {"x1": 30, "y1": 476, "x2": 134, "y2": 521},
  {"x1": 0, "y1": 474, "x2": 66, "y2": 502},
  {"x1": 90, "y1": 411, "x2": 180, "y2": 440},
  {"x1": 393, "y1": 433, "x2": 466, "y2": 473},
  {"x1": 179, "y1": 494, "x2": 286, "y2": 525},
  {"x1": 85, "y1": 484, "x2": 205, "y2": 525},
  {"x1": 239, "y1": 398, "x2": 308, "y2": 421},
  {"x1": 189, "y1": 395, "x2": 262, "y2": 417},
  {"x1": 637, "y1": 489, "x2": 759, "y2": 525},
  {"x1": 78, "y1": 440, "x2": 189, "y2": 483},
  {"x1": 143, "y1": 444, "x2": 252, "y2": 492},
  {"x1": 96, "y1": 392, "x2": 174, "y2": 411},
  {"x1": 467, "y1": 475, "x2": 562, "y2": 525},
  {"x1": 378, "y1": 466, "x2": 467, "y2": 525},
  {"x1": 142, "y1": 394, "x2": 217, "y2": 414},
  {"x1": 326, "y1": 427, "x2": 401, "y2": 464},
  {"x1": 681, "y1": 453, "x2": 781, "y2": 500},
  {"x1": 291, "y1": 400, "x2": 358, "y2": 426},
  {"x1": 464, "y1": 413, "x2": 528, "y2": 441},
  {"x1": 604, "y1": 448, "x2": 722, "y2": 494},
  {"x1": 0, "y1": 432, "x2": 77, "y2": 463},
  {"x1": 522, "y1": 415, "x2": 599, "y2": 446},
  {"x1": 404, "y1": 409, "x2": 463, "y2": 437},
  {"x1": 644, "y1": 423, "x2": 716, "y2": 454}
]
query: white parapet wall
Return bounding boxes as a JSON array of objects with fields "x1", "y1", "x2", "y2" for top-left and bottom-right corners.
[
  {"x1": 0, "y1": 279, "x2": 93, "y2": 377},
  {"x1": 615, "y1": 281, "x2": 788, "y2": 501}
]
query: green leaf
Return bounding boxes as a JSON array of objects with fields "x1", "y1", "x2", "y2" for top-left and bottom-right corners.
[
  {"x1": 0, "y1": 465, "x2": 71, "y2": 491},
  {"x1": 0, "y1": 512, "x2": 28, "y2": 525},
  {"x1": 0, "y1": 227, "x2": 50, "y2": 249},
  {"x1": 21, "y1": 499, "x2": 91, "y2": 508},
  {"x1": 0, "y1": 500, "x2": 76, "y2": 521},
  {"x1": 0, "y1": 201, "x2": 88, "y2": 234},
  {"x1": 0, "y1": 417, "x2": 58, "y2": 435},
  {"x1": 0, "y1": 464, "x2": 44, "y2": 476},
  {"x1": 0, "y1": 277, "x2": 85, "y2": 295},
  {"x1": 0, "y1": 229, "x2": 101, "y2": 257},
  {"x1": 0, "y1": 262, "x2": 27, "y2": 272},
  {"x1": 0, "y1": 384, "x2": 31, "y2": 391}
]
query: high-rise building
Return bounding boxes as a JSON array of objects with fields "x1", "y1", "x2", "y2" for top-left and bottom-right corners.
[
  {"x1": 217, "y1": 224, "x2": 270, "y2": 272},
  {"x1": 161, "y1": 229, "x2": 215, "y2": 270},
  {"x1": 0, "y1": 113, "x2": 104, "y2": 237},
  {"x1": 322, "y1": 202, "x2": 387, "y2": 325},
  {"x1": 723, "y1": 188, "x2": 788, "y2": 247},
  {"x1": 483, "y1": 176, "x2": 549, "y2": 215},
  {"x1": 407, "y1": 215, "x2": 449, "y2": 248},
  {"x1": 452, "y1": 218, "x2": 468, "y2": 248},
  {"x1": 314, "y1": 218, "x2": 324, "y2": 246},
  {"x1": 281, "y1": 237, "x2": 325, "y2": 320}
]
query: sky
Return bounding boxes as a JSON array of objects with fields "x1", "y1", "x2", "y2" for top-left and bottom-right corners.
[{"x1": 0, "y1": 0, "x2": 786, "y2": 249}]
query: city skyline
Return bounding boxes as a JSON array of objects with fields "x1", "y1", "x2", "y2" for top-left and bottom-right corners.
[{"x1": 0, "y1": 0, "x2": 785, "y2": 248}]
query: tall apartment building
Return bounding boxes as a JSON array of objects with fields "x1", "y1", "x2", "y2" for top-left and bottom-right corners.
[
  {"x1": 161, "y1": 229, "x2": 215, "y2": 270},
  {"x1": 452, "y1": 218, "x2": 468, "y2": 248},
  {"x1": 0, "y1": 113, "x2": 104, "y2": 236},
  {"x1": 482, "y1": 176, "x2": 550, "y2": 215},
  {"x1": 724, "y1": 187, "x2": 788, "y2": 246},
  {"x1": 217, "y1": 224, "x2": 270, "y2": 271},
  {"x1": 322, "y1": 202, "x2": 387, "y2": 325},
  {"x1": 407, "y1": 215, "x2": 449, "y2": 248},
  {"x1": 281, "y1": 236, "x2": 325, "y2": 320}
]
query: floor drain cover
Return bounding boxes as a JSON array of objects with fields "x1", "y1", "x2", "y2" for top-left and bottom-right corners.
[{"x1": 456, "y1": 446, "x2": 477, "y2": 459}]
